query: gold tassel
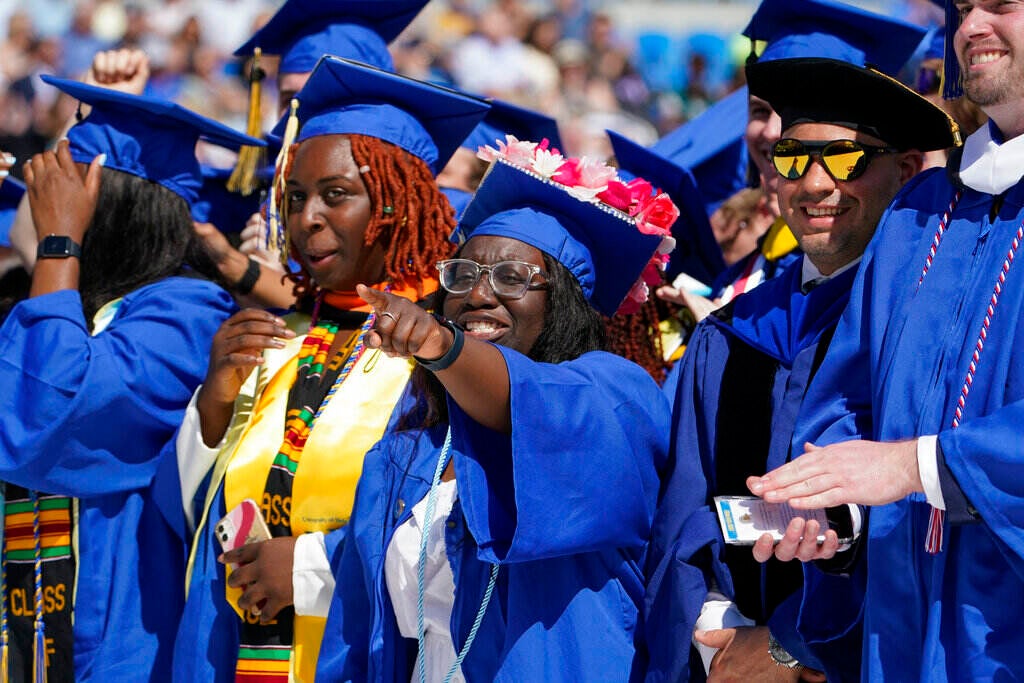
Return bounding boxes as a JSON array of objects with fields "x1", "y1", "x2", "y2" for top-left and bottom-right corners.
[
  {"x1": 268, "y1": 98, "x2": 300, "y2": 267},
  {"x1": 227, "y1": 47, "x2": 267, "y2": 196}
]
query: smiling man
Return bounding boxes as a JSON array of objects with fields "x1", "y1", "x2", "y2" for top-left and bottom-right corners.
[
  {"x1": 642, "y1": 57, "x2": 958, "y2": 682},
  {"x1": 745, "y1": 0, "x2": 1024, "y2": 679}
]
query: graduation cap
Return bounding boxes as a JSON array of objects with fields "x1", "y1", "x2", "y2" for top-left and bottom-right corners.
[
  {"x1": 192, "y1": 165, "x2": 268, "y2": 232},
  {"x1": 274, "y1": 56, "x2": 490, "y2": 174},
  {"x1": 743, "y1": 0, "x2": 927, "y2": 75},
  {"x1": 747, "y1": 57, "x2": 960, "y2": 152},
  {"x1": 0, "y1": 177, "x2": 25, "y2": 248},
  {"x1": 608, "y1": 130, "x2": 726, "y2": 287},
  {"x1": 41, "y1": 75, "x2": 265, "y2": 208},
  {"x1": 460, "y1": 156, "x2": 672, "y2": 316},
  {"x1": 235, "y1": 0, "x2": 429, "y2": 73},
  {"x1": 651, "y1": 86, "x2": 750, "y2": 216},
  {"x1": 460, "y1": 99, "x2": 563, "y2": 154}
]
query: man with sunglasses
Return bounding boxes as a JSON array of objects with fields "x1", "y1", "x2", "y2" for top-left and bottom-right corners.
[
  {"x1": 643, "y1": 56, "x2": 958, "y2": 682},
  {"x1": 747, "y1": 1, "x2": 1024, "y2": 679}
]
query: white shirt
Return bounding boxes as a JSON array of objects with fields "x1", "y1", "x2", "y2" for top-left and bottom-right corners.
[{"x1": 385, "y1": 479, "x2": 464, "y2": 683}]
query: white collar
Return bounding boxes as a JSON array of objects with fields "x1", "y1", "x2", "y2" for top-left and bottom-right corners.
[
  {"x1": 801, "y1": 255, "x2": 861, "y2": 289},
  {"x1": 958, "y1": 120, "x2": 1024, "y2": 195}
]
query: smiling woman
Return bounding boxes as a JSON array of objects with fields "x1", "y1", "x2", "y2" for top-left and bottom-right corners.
[
  {"x1": 315, "y1": 140, "x2": 677, "y2": 682},
  {"x1": 164, "y1": 57, "x2": 488, "y2": 683}
]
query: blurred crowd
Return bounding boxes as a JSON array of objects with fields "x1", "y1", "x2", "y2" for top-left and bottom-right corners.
[{"x1": 0, "y1": 0, "x2": 949, "y2": 176}]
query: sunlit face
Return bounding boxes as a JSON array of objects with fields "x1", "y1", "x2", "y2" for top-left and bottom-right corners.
[
  {"x1": 955, "y1": 0, "x2": 1024, "y2": 119},
  {"x1": 776, "y1": 122, "x2": 921, "y2": 275},
  {"x1": 286, "y1": 135, "x2": 382, "y2": 291},
  {"x1": 746, "y1": 93, "x2": 782, "y2": 216},
  {"x1": 441, "y1": 235, "x2": 549, "y2": 355}
]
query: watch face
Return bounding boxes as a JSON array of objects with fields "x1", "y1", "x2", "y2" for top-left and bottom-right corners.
[{"x1": 38, "y1": 235, "x2": 82, "y2": 259}]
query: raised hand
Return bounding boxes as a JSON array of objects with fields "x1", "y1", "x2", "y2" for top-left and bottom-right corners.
[
  {"x1": 85, "y1": 48, "x2": 150, "y2": 95},
  {"x1": 24, "y1": 139, "x2": 103, "y2": 245},
  {"x1": 197, "y1": 309, "x2": 296, "y2": 446}
]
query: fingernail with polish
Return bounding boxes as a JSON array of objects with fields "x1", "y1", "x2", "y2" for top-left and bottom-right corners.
[{"x1": 96, "y1": 153, "x2": 107, "y2": 166}]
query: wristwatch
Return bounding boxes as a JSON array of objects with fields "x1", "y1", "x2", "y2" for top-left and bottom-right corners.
[
  {"x1": 768, "y1": 631, "x2": 801, "y2": 669},
  {"x1": 37, "y1": 235, "x2": 82, "y2": 259}
]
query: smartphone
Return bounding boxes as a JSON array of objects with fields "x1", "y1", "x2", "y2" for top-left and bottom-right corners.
[
  {"x1": 215, "y1": 498, "x2": 272, "y2": 569},
  {"x1": 714, "y1": 496, "x2": 858, "y2": 546}
]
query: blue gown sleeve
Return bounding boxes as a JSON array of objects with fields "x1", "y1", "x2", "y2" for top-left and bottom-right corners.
[
  {"x1": 448, "y1": 348, "x2": 669, "y2": 564},
  {"x1": 938, "y1": 400, "x2": 1024, "y2": 573},
  {"x1": 0, "y1": 278, "x2": 235, "y2": 496}
]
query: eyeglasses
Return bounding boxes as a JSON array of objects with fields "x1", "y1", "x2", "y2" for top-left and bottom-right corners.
[
  {"x1": 770, "y1": 138, "x2": 898, "y2": 182},
  {"x1": 436, "y1": 258, "x2": 549, "y2": 299}
]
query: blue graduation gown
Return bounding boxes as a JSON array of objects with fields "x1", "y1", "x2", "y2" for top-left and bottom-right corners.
[
  {"x1": 0, "y1": 277, "x2": 234, "y2": 681},
  {"x1": 794, "y1": 168, "x2": 1024, "y2": 680},
  {"x1": 644, "y1": 262, "x2": 860, "y2": 682},
  {"x1": 316, "y1": 348, "x2": 669, "y2": 682}
]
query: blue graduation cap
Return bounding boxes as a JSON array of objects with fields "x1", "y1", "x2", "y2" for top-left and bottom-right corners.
[
  {"x1": 651, "y1": 86, "x2": 750, "y2": 217},
  {"x1": 42, "y1": 75, "x2": 265, "y2": 208},
  {"x1": 235, "y1": 0, "x2": 429, "y2": 74},
  {"x1": 609, "y1": 130, "x2": 725, "y2": 287},
  {"x1": 460, "y1": 158, "x2": 667, "y2": 317},
  {"x1": 0, "y1": 177, "x2": 25, "y2": 248},
  {"x1": 743, "y1": 0, "x2": 927, "y2": 75},
  {"x1": 461, "y1": 99, "x2": 563, "y2": 154},
  {"x1": 274, "y1": 56, "x2": 490, "y2": 174},
  {"x1": 192, "y1": 165, "x2": 268, "y2": 232}
]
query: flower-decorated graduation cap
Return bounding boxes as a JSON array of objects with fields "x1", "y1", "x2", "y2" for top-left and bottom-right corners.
[
  {"x1": 608, "y1": 129, "x2": 726, "y2": 287},
  {"x1": 747, "y1": 57, "x2": 961, "y2": 152},
  {"x1": 41, "y1": 75, "x2": 265, "y2": 209},
  {"x1": 459, "y1": 140, "x2": 678, "y2": 316},
  {"x1": 743, "y1": 0, "x2": 927, "y2": 75},
  {"x1": 444, "y1": 99, "x2": 563, "y2": 222},
  {"x1": 235, "y1": 0, "x2": 430, "y2": 74},
  {"x1": 0, "y1": 177, "x2": 25, "y2": 248},
  {"x1": 273, "y1": 56, "x2": 490, "y2": 175},
  {"x1": 650, "y1": 86, "x2": 750, "y2": 217}
]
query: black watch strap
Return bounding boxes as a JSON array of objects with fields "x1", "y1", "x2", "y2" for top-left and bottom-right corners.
[{"x1": 37, "y1": 235, "x2": 83, "y2": 259}]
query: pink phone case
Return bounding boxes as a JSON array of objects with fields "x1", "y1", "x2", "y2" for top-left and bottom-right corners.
[{"x1": 215, "y1": 498, "x2": 272, "y2": 565}]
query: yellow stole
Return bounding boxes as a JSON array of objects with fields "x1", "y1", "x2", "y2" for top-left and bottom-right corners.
[
  {"x1": 760, "y1": 216, "x2": 799, "y2": 261},
  {"x1": 190, "y1": 311, "x2": 414, "y2": 682}
]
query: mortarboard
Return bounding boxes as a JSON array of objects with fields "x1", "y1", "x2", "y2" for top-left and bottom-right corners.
[
  {"x1": 461, "y1": 99, "x2": 563, "y2": 154},
  {"x1": 608, "y1": 130, "x2": 726, "y2": 287},
  {"x1": 235, "y1": 0, "x2": 430, "y2": 74},
  {"x1": 42, "y1": 76, "x2": 265, "y2": 208},
  {"x1": 743, "y1": 0, "x2": 927, "y2": 75},
  {"x1": 274, "y1": 56, "x2": 490, "y2": 174},
  {"x1": 747, "y1": 57, "x2": 961, "y2": 151},
  {"x1": 460, "y1": 150, "x2": 676, "y2": 317},
  {"x1": 192, "y1": 165, "x2": 268, "y2": 232},
  {"x1": 0, "y1": 178, "x2": 26, "y2": 248},
  {"x1": 651, "y1": 86, "x2": 750, "y2": 216}
]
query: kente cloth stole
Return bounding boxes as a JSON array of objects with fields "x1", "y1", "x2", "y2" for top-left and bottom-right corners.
[
  {"x1": 1, "y1": 486, "x2": 75, "y2": 683},
  {"x1": 234, "y1": 305, "x2": 370, "y2": 683}
]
